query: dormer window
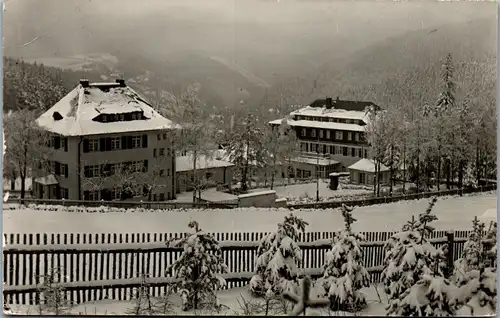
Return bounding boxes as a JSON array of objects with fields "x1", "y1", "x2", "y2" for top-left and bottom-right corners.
[
  {"x1": 53, "y1": 111, "x2": 63, "y2": 121},
  {"x1": 92, "y1": 111, "x2": 148, "y2": 123},
  {"x1": 102, "y1": 115, "x2": 108, "y2": 122}
]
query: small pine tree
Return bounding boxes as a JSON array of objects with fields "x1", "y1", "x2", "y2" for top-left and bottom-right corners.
[
  {"x1": 454, "y1": 220, "x2": 497, "y2": 316},
  {"x1": 168, "y1": 221, "x2": 228, "y2": 311},
  {"x1": 382, "y1": 197, "x2": 449, "y2": 315},
  {"x1": 393, "y1": 274, "x2": 461, "y2": 316},
  {"x1": 249, "y1": 214, "x2": 308, "y2": 297},
  {"x1": 316, "y1": 204, "x2": 370, "y2": 312}
]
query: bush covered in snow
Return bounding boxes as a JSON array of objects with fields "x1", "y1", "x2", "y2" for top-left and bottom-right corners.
[
  {"x1": 167, "y1": 221, "x2": 228, "y2": 311},
  {"x1": 381, "y1": 197, "x2": 451, "y2": 316},
  {"x1": 453, "y1": 219, "x2": 497, "y2": 315},
  {"x1": 249, "y1": 213, "x2": 308, "y2": 297},
  {"x1": 315, "y1": 204, "x2": 370, "y2": 312}
]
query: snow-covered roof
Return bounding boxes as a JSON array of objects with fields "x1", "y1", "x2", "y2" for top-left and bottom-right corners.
[
  {"x1": 291, "y1": 156, "x2": 340, "y2": 166},
  {"x1": 34, "y1": 174, "x2": 58, "y2": 185},
  {"x1": 348, "y1": 159, "x2": 390, "y2": 173},
  {"x1": 176, "y1": 154, "x2": 235, "y2": 172},
  {"x1": 36, "y1": 81, "x2": 176, "y2": 136},
  {"x1": 291, "y1": 106, "x2": 369, "y2": 121},
  {"x1": 269, "y1": 119, "x2": 365, "y2": 132}
]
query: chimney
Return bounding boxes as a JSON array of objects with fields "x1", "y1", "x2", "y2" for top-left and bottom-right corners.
[
  {"x1": 326, "y1": 97, "x2": 333, "y2": 109},
  {"x1": 80, "y1": 79, "x2": 90, "y2": 88},
  {"x1": 116, "y1": 79, "x2": 126, "y2": 87}
]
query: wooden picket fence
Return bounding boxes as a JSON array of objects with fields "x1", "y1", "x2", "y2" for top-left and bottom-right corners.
[{"x1": 3, "y1": 230, "x2": 472, "y2": 305}]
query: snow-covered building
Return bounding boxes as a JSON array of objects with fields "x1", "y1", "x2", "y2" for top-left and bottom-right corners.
[
  {"x1": 175, "y1": 154, "x2": 235, "y2": 193},
  {"x1": 347, "y1": 158, "x2": 391, "y2": 186},
  {"x1": 269, "y1": 97, "x2": 380, "y2": 176},
  {"x1": 33, "y1": 79, "x2": 178, "y2": 201}
]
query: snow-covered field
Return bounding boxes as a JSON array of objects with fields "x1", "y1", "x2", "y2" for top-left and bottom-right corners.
[
  {"x1": 6, "y1": 284, "x2": 388, "y2": 316},
  {"x1": 3, "y1": 192, "x2": 497, "y2": 234}
]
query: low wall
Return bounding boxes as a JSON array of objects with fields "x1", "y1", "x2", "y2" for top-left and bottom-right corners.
[
  {"x1": 238, "y1": 190, "x2": 277, "y2": 208},
  {"x1": 275, "y1": 197, "x2": 287, "y2": 208}
]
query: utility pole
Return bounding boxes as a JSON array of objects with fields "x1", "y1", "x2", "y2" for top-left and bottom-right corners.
[{"x1": 316, "y1": 131, "x2": 320, "y2": 202}]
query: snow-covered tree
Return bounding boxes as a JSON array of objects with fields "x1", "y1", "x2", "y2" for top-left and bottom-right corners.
[
  {"x1": 453, "y1": 219, "x2": 497, "y2": 316},
  {"x1": 382, "y1": 197, "x2": 450, "y2": 315},
  {"x1": 364, "y1": 107, "x2": 388, "y2": 196},
  {"x1": 250, "y1": 214, "x2": 308, "y2": 297},
  {"x1": 225, "y1": 110, "x2": 265, "y2": 192},
  {"x1": 316, "y1": 204, "x2": 370, "y2": 312},
  {"x1": 167, "y1": 221, "x2": 228, "y2": 311}
]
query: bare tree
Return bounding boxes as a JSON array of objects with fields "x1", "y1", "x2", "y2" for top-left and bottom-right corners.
[{"x1": 3, "y1": 109, "x2": 53, "y2": 199}]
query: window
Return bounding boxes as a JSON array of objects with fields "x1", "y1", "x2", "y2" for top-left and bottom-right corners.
[
  {"x1": 319, "y1": 130, "x2": 324, "y2": 138},
  {"x1": 335, "y1": 146, "x2": 342, "y2": 155},
  {"x1": 159, "y1": 193, "x2": 165, "y2": 201},
  {"x1": 326, "y1": 130, "x2": 331, "y2": 139},
  {"x1": 60, "y1": 138, "x2": 66, "y2": 151},
  {"x1": 358, "y1": 149, "x2": 363, "y2": 157},
  {"x1": 60, "y1": 163, "x2": 68, "y2": 178},
  {"x1": 159, "y1": 148, "x2": 165, "y2": 156},
  {"x1": 153, "y1": 148, "x2": 157, "y2": 157},
  {"x1": 348, "y1": 132, "x2": 352, "y2": 141},
  {"x1": 345, "y1": 119, "x2": 351, "y2": 124},
  {"x1": 167, "y1": 168, "x2": 170, "y2": 176},
  {"x1": 343, "y1": 147, "x2": 348, "y2": 156},
  {"x1": 301, "y1": 128, "x2": 306, "y2": 137},
  {"x1": 364, "y1": 149, "x2": 368, "y2": 158},
  {"x1": 153, "y1": 194, "x2": 157, "y2": 201},
  {"x1": 157, "y1": 134, "x2": 161, "y2": 141},
  {"x1": 315, "y1": 144, "x2": 319, "y2": 153},
  {"x1": 351, "y1": 148, "x2": 355, "y2": 157},
  {"x1": 301, "y1": 143, "x2": 307, "y2": 152},
  {"x1": 163, "y1": 133, "x2": 167, "y2": 140},
  {"x1": 335, "y1": 131, "x2": 343, "y2": 140},
  {"x1": 112, "y1": 188, "x2": 121, "y2": 200},
  {"x1": 111, "y1": 137, "x2": 121, "y2": 150},
  {"x1": 355, "y1": 132, "x2": 360, "y2": 141},
  {"x1": 206, "y1": 172, "x2": 213, "y2": 180},
  {"x1": 131, "y1": 136, "x2": 141, "y2": 148},
  {"x1": 359, "y1": 172, "x2": 366, "y2": 184},
  {"x1": 89, "y1": 139, "x2": 99, "y2": 152},
  {"x1": 160, "y1": 169, "x2": 165, "y2": 176},
  {"x1": 84, "y1": 165, "x2": 101, "y2": 178},
  {"x1": 329, "y1": 146, "x2": 334, "y2": 154},
  {"x1": 311, "y1": 129, "x2": 316, "y2": 138}
]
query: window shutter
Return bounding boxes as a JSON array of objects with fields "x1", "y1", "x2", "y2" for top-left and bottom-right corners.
[
  {"x1": 84, "y1": 166, "x2": 90, "y2": 178},
  {"x1": 106, "y1": 138, "x2": 112, "y2": 151},
  {"x1": 142, "y1": 135, "x2": 148, "y2": 148},
  {"x1": 55, "y1": 162, "x2": 60, "y2": 175},
  {"x1": 64, "y1": 165, "x2": 69, "y2": 178},
  {"x1": 121, "y1": 136, "x2": 128, "y2": 149},
  {"x1": 127, "y1": 136, "x2": 133, "y2": 149},
  {"x1": 83, "y1": 139, "x2": 89, "y2": 153},
  {"x1": 54, "y1": 136, "x2": 60, "y2": 149},
  {"x1": 64, "y1": 138, "x2": 68, "y2": 152},
  {"x1": 100, "y1": 138, "x2": 106, "y2": 152},
  {"x1": 143, "y1": 160, "x2": 148, "y2": 172},
  {"x1": 153, "y1": 149, "x2": 157, "y2": 157}
]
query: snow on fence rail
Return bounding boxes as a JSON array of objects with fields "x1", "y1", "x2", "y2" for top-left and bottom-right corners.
[
  {"x1": 4, "y1": 198, "x2": 238, "y2": 209},
  {"x1": 3, "y1": 230, "x2": 470, "y2": 305},
  {"x1": 288, "y1": 184, "x2": 497, "y2": 209}
]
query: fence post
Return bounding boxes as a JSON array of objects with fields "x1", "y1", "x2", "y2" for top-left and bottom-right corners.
[{"x1": 446, "y1": 231, "x2": 455, "y2": 278}]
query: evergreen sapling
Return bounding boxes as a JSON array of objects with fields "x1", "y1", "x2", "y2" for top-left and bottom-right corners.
[
  {"x1": 382, "y1": 197, "x2": 454, "y2": 316},
  {"x1": 168, "y1": 221, "x2": 228, "y2": 311},
  {"x1": 249, "y1": 214, "x2": 308, "y2": 297},
  {"x1": 316, "y1": 204, "x2": 370, "y2": 312}
]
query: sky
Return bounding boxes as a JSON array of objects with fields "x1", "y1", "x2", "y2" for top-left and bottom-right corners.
[{"x1": 3, "y1": 0, "x2": 495, "y2": 60}]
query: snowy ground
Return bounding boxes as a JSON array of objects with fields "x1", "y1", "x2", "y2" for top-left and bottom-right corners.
[
  {"x1": 3, "y1": 192, "x2": 496, "y2": 234},
  {"x1": 6, "y1": 283, "x2": 388, "y2": 316}
]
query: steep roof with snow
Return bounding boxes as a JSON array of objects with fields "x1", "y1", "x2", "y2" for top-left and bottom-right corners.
[
  {"x1": 36, "y1": 81, "x2": 176, "y2": 136},
  {"x1": 309, "y1": 98, "x2": 380, "y2": 112},
  {"x1": 176, "y1": 154, "x2": 235, "y2": 172},
  {"x1": 348, "y1": 158, "x2": 390, "y2": 173}
]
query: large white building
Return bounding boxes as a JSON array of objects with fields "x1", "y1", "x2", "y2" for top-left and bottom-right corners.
[{"x1": 269, "y1": 97, "x2": 380, "y2": 178}]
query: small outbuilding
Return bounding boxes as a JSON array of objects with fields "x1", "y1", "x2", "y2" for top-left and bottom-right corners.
[{"x1": 347, "y1": 158, "x2": 391, "y2": 186}]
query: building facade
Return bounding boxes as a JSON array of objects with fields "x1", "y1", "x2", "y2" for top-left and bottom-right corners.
[
  {"x1": 33, "y1": 79, "x2": 177, "y2": 201},
  {"x1": 269, "y1": 97, "x2": 380, "y2": 177}
]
